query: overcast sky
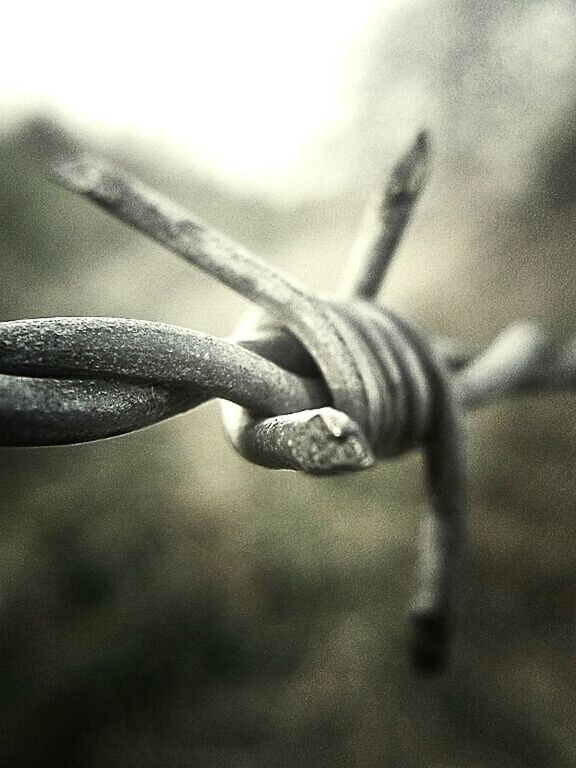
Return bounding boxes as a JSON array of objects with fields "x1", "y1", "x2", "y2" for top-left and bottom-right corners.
[{"x1": 0, "y1": 1, "x2": 404, "y2": 194}]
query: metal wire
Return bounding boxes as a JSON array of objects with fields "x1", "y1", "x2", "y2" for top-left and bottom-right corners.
[{"x1": 1, "y1": 132, "x2": 575, "y2": 673}]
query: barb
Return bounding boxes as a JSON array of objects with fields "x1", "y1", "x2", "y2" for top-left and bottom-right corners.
[
  {"x1": 221, "y1": 404, "x2": 375, "y2": 474},
  {"x1": 455, "y1": 322, "x2": 566, "y2": 407},
  {"x1": 1, "y1": 130, "x2": 574, "y2": 675},
  {"x1": 341, "y1": 131, "x2": 431, "y2": 299}
]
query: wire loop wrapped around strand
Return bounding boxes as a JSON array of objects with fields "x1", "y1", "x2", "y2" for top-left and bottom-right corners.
[{"x1": 225, "y1": 298, "x2": 467, "y2": 671}]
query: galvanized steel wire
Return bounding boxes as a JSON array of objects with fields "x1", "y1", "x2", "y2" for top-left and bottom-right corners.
[{"x1": 1, "y1": 133, "x2": 575, "y2": 673}]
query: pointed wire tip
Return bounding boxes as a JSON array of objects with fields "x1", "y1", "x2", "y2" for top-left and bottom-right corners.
[
  {"x1": 384, "y1": 129, "x2": 432, "y2": 206},
  {"x1": 414, "y1": 129, "x2": 430, "y2": 153},
  {"x1": 410, "y1": 610, "x2": 449, "y2": 674},
  {"x1": 50, "y1": 154, "x2": 105, "y2": 195},
  {"x1": 12, "y1": 115, "x2": 82, "y2": 166}
]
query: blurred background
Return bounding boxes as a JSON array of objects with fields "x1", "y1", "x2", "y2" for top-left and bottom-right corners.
[{"x1": 1, "y1": 1, "x2": 575, "y2": 765}]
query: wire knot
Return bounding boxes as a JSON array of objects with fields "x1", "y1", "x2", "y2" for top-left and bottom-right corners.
[{"x1": 226, "y1": 299, "x2": 446, "y2": 467}]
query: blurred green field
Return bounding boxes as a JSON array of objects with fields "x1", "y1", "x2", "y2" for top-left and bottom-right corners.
[{"x1": 1, "y1": 102, "x2": 575, "y2": 768}]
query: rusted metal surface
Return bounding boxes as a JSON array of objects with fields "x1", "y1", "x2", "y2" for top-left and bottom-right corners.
[{"x1": 1, "y1": 133, "x2": 575, "y2": 673}]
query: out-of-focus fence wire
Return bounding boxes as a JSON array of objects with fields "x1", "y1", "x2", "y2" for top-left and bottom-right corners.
[{"x1": 1, "y1": 132, "x2": 574, "y2": 673}]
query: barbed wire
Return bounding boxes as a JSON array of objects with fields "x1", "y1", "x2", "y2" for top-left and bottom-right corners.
[{"x1": 1, "y1": 132, "x2": 575, "y2": 674}]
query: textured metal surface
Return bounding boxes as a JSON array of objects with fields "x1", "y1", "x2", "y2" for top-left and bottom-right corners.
[{"x1": 2, "y1": 132, "x2": 575, "y2": 673}]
